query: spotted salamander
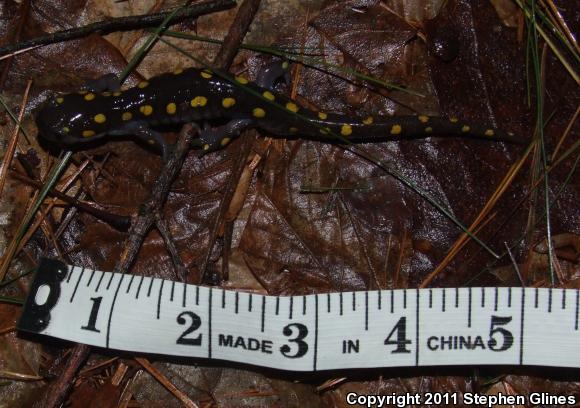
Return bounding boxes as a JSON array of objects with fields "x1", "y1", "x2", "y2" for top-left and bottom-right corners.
[{"x1": 36, "y1": 64, "x2": 520, "y2": 159}]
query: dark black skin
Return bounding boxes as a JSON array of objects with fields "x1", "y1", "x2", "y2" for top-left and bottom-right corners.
[{"x1": 35, "y1": 64, "x2": 522, "y2": 159}]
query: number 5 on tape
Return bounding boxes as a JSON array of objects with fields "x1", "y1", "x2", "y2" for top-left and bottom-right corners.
[{"x1": 18, "y1": 259, "x2": 580, "y2": 371}]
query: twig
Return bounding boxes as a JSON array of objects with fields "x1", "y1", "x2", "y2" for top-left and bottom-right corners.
[
  {"x1": 0, "y1": 0, "x2": 236, "y2": 58},
  {"x1": 199, "y1": 0, "x2": 262, "y2": 283},
  {"x1": 0, "y1": 80, "x2": 31, "y2": 197},
  {"x1": 9, "y1": 170, "x2": 131, "y2": 230}
]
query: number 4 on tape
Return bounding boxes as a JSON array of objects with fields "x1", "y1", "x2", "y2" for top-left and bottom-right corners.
[{"x1": 18, "y1": 258, "x2": 580, "y2": 371}]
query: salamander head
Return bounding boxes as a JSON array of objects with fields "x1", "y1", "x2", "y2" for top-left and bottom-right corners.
[{"x1": 36, "y1": 92, "x2": 103, "y2": 144}]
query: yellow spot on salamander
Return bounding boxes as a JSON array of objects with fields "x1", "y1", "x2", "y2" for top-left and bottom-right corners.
[
  {"x1": 203, "y1": 144, "x2": 210, "y2": 151},
  {"x1": 450, "y1": 117, "x2": 459, "y2": 123},
  {"x1": 318, "y1": 112, "x2": 328, "y2": 120},
  {"x1": 425, "y1": 127, "x2": 433, "y2": 133},
  {"x1": 461, "y1": 125, "x2": 470, "y2": 132},
  {"x1": 56, "y1": 97, "x2": 64, "y2": 104},
  {"x1": 485, "y1": 129, "x2": 495, "y2": 137},
  {"x1": 139, "y1": 105, "x2": 153, "y2": 116},
  {"x1": 289, "y1": 127, "x2": 298, "y2": 133},
  {"x1": 122, "y1": 112, "x2": 133, "y2": 121},
  {"x1": 82, "y1": 130, "x2": 95, "y2": 138},
  {"x1": 418, "y1": 115, "x2": 429, "y2": 123},
  {"x1": 78, "y1": 90, "x2": 88, "y2": 95},
  {"x1": 220, "y1": 137, "x2": 231, "y2": 146},
  {"x1": 286, "y1": 102, "x2": 299, "y2": 113},
  {"x1": 62, "y1": 127, "x2": 70, "y2": 133},
  {"x1": 319, "y1": 127, "x2": 330, "y2": 135},
  {"x1": 166, "y1": 103, "x2": 177, "y2": 115},
  {"x1": 262, "y1": 91, "x2": 275, "y2": 101},
  {"x1": 201, "y1": 70, "x2": 213, "y2": 79},
  {"x1": 147, "y1": 139, "x2": 156, "y2": 145},
  {"x1": 138, "y1": 81, "x2": 149, "y2": 89},
  {"x1": 390, "y1": 124, "x2": 402, "y2": 135},
  {"x1": 282, "y1": 61, "x2": 289, "y2": 70},
  {"x1": 84, "y1": 93, "x2": 95, "y2": 101},
  {"x1": 253, "y1": 108, "x2": 266, "y2": 118},
  {"x1": 94, "y1": 113, "x2": 106, "y2": 124},
  {"x1": 173, "y1": 68, "x2": 183, "y2": 75},
  {"x1": 102, "y1": 91, "x2": 112, "y2": 97},
  {"x1": 222, "y1": 97, "x2": 236, "y2": 108},
  {"x1": 363, "y1": 116, "x2": 374, "y2": 125},
  {"x1": 341, "y1": 124, "x2": 353, "y2": 136},
  {"x1": 235, "y1": 76, "x2": 249, "y2": 84},
  {"x1": 190, "y1": 96, "x2": 208, "y2": 107},
  {"x1": 113, "y1": 91, "x2": 122, "y2": 96}
]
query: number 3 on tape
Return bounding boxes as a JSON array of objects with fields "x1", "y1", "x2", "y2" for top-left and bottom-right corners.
[{"x1": 18, "y1": 258, "x2": 580, "y2": 371}]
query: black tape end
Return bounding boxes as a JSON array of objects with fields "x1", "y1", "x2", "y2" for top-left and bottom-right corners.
[{"x1": 17, "y1": 258, "x2": 68, "y2": 333}]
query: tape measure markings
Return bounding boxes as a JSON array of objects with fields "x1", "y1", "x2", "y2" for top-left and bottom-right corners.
[{"x1": 17, "y1": 259, "x2": 580, "y2": 372}]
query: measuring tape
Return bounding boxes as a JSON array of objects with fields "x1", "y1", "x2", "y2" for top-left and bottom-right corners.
[{"x1": 18, "y1": 258, "x2": 580, "y2": 371}]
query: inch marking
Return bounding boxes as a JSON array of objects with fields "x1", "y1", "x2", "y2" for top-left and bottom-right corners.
[
  {"x1": 562, "y1": 289, "x2": 566, "y2": 309},
  {"x1": 170, "y1": 281, "x2": 175, "y2": 302},
  {"x1": 235, "y1": 292, "x2": 239, "y2": 314},
  {"x1": 105, "y1": 273, "x2": 126, "y2": 348},
  {"x1": 66, "y1": 267, "x2": 74, "y2": 283},
  {"x1": 575, "y1": 289, "x2": 579, "y2": 331},
  {"x1": 352, "y1": 292, "x2": 356, "y2": 311},
  {"x1": 494, "y1": 287, "x2": 498, "y2": 311},
  {"x1": 468, "y1": 288, "x2": 472, "y2": 328},
  {"x1": 147, "y1": 278, "x2": 154, "y2": 297},
  {"x1": 106, "y1": 272, "x2": 115, "y2": 290},
  {"x1": 222, "y1": 289, "x2": 226, "y2": 309},
  {"x1": 156, "y1": 280, "x2": 164, "y2": 319},
  {"x1": 95, "y1": 271, "x2": 105, "y2": 292},
  {"x1": 548, "y1": 288, "x2": 553, "y2": 312},
  {"x1": 442, "y1": 289, "x2": 446, "y2": 312},
  {"x1": 303, "y1": 295, "x2": 307, "y2": 315},
  {"x1": 340, "y1": 292, "x2": 343, "y2": 315},
  {"x1": 313, "y1": 294, "x2": 319, "y2": 371},
  {"x1": 196, "y1": 286, "x2": 199, "y2": 306},
  {"x1": 327, "y1": 293, "x2": 331, "y2": 313},
  {"x1": 249, "y1": 294, "x2": 253, "y2": 312},
  {"x1": 481, "y1": 287, "x2": 485, "y2": 308},
  {"x1": 289, "y1": 297, "x2": 294, "y2": 319},
  {"x1": 508, "y1": 287, "x2": 512, "y2": 307},
  {"x1": 415, "y1": 289, "x2": 420, "y2": 366},
  {"x1": 70, "y1": 267, "x2": 85, "y2": 302},
  {"x1": 208, "y1": 288, "x2": 213, "y2": 358},
  {"x1": 455, "y1": 288, "x2": 459, "y2": 308},
  {"x1": 390, "y1": 290, "x2": 394, "y2": 313},
  {"x1": 429, "y1": 289, "x2": 433, "y2": 308},
  {"x1": 126, "y1": 274, "x2": 135, "y2": 294},
  {"x1": 182, "y1": 283, "x2": 187, "y2": 308},
  {"x1": 535, "y1": 287, "x2": 539, "y2": 308},
  {"x1": 86, "y1": 269, "x2": 96, "y2": 287},
  {"x1": 261, "y1": 296, "x2": 266, "y2": 332},
  {"x1": 135, "y1": 276, "x2": 145, "y2": 299},
  {"x1": 378, "y1": 290, "x2": 382, "y2": 310},
  {"x1": 404, "y1": 289, "x2": 407, "y2": 309},
  {"x1": 519, "y1": 288, "x2": 525, "y2": 365},
  {"x1": 275, "y1": 297, "x2": 280, "y2": 315},
  {"x1": 364, "y1": 291, "x2": 368, "y2": 331}
]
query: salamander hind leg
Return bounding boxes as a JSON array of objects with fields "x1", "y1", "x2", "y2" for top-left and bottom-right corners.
[
  {"x1": 195, "y1": 119, "x2": 253, "y2": 156},
  {"x1": 121, "y1": 121, "x2": 171, "y2": 161}
]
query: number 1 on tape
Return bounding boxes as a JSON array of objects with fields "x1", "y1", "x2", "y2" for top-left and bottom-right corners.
[{"x1": 18, "y1": 259, "x2": 580, "y2": 371}]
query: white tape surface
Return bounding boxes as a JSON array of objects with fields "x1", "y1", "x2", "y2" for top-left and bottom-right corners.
[{"x1": 18, "y1": 261, "x2": 580, "y2": 371}]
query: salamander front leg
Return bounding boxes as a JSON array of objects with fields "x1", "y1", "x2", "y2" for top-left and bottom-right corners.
[
  {"x1": 195, "y1": 119, "x2": 253, "y2": 156},
  {"x1": 256, "y1": 60, "x2": 291, "y2": 90},
  {"x1": 83, "y1": 73, "x2": 122, "y2": 93}
]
